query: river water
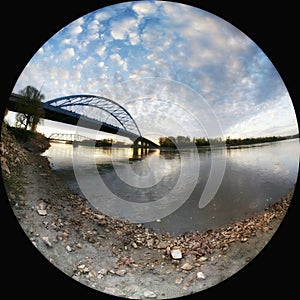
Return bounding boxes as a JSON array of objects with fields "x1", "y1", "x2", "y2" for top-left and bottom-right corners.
[{"x1": 42, "y1": 138, "x2": 299, "y2": 235}]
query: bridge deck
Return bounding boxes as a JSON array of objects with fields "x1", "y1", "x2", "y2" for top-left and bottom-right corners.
[{"x1": 7, "y1": 93, "x2": 159, "y2": 148}]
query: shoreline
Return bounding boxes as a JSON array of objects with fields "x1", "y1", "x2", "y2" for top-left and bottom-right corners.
[{"x1": 1, "y1": 125, "x2": 295, "y2": 299}]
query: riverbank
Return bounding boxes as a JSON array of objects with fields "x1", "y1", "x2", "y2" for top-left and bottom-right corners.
[{"x1": 1, "y1": 124, "x2": 295, "y2": 299}]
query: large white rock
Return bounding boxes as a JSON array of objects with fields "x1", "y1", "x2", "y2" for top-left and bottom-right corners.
[{"x1": 171, "y1": 249, "x2": 182, "y2": 259}]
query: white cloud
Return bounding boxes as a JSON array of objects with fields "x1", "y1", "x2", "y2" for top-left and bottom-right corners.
[
  {"x1": 68, "y1": 17, "x2": 84, "y2": 36},
  {"x1": 96, "y1": 45, "x2": 107, "y2": 57},
  {"x1": 94, "y1": 10, "x2": 112, "y2": 22},
  {"x1": 87, "y1": 19, "x2": 100, "y2": 41},
  {"x1": 61, "y1": 38, "x2": 71, "y2": 45},
  {"x1": 82, "y1": 56, "x2": 94, "y2": 65},
  {"x1": 97, "y1": 61, "x2": 108, "y2": 73},
  {"x1": 132, "y1": 1, "x2": 158, "y2": 18},
  {"x1": 59, "y1": 48, "x2": 75, "y2": 61},
  {"x1": 110, "y1": 17, "x2": 139, "y2": 41},
  {"x1": 110, "y1": 53, "x2": 128, "y2": 71},
  {"x1": 98, "y1": 61, "x2": 105, "y2": 68},
  {"x1": 37, "y1": 47, "x2": 44, "y2": 55},
  {"x1": 141, "y1": 26, "x2": 173, "y2": 53},
  {"x1": 224, "y1": 93, "x2": 298, "y2": 138},
  {"x1": 129, "y1": 32, "x2": 140, "y2": 45},
  {"x1": 69, "y1": 25, "x2": 83, "y2": 36},
  {"x1": 49, "y1": 67, "x2": 69, "y2": 81},
  {"x1": 70, "y1": 69, "x2": 81, "y2": 80},
  {"x1": 128, "y1": 65, "x2": 156, "y2": 79},
  {"x1": 88, "y1": 19, "x2": 99, "y2": 31}
]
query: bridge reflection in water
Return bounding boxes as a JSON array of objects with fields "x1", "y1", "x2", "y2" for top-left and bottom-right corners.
[{"x1": 48, "y1": 132, "x2": 155, "y2": 162}]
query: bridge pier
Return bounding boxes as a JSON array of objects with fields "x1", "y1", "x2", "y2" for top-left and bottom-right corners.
[
  {"x1": 133, "y1": 139, "x2": 139, "y2": 158},
  {"x1": 132, "y1": 138, "x2": 151, "y2": 160}
]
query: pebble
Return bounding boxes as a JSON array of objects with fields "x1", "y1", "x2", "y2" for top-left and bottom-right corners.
[
  {"x1": 76, "y1": 242, "x2": 83, "y2": 249},
  {"x1": 171, "y1": 249, "x2": 182, "y2": 260},
  {"x1": 175, "y1": 277, "x2": 183, "y2": 285},
  {"x1": 143, "y1": 290, "x2": 157, "y2": 298},
  {"x1": 181, "y1": 263, "x2": 193, "y2": 271},
  {"x1": 115, "y1": 269, "x2": 127, "y2": 276},
  {"x1": 66, "y1": 245, "x2": 72, "y2": 252},
  {"x1": 77, "y1": 264, "x2": 86, "y2": 270},
  {"x1": 197, "y1": 272, "x2": 206, "y2": 279},
  {"x1": 157, "y1": 241, "x2": 169, "y2": 249},
  {"x1": 198, "y1": 256, "x2": 208, "y2": 263},
  {"x1": 42, "y1": 236, "x2": 52, "y2": 247},
  {"x1": 37, "y1": 209, "x2": 47, "y2": 216},
  {"x1": 147, "y1": 239, "x2": 154, "y2": 248},
  {"x1": 98, "y1": 268, "x2": 108, "y2": 275}
]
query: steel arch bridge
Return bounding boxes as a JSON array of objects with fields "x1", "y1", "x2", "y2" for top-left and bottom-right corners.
[
  {"x1": 8, "y1": 93, "x2": 159, "y2": 148},
  {"x1": 44, "y1": 94, "x2": 141, "y2": 137}
]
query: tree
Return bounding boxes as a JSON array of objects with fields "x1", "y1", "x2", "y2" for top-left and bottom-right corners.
[
  {"x1": 158, "y1": 136, "x2": 176, "y2": 148},
  {"x1": 15, "y1": 85, "x2": 45, "y2": 132}
]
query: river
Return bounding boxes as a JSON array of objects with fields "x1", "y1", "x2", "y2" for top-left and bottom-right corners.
[{"x1": 42, "y1": 138, "x2": 299, "y2": 235}]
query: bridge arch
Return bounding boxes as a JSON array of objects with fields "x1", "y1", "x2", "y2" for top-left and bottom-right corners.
[{"x1": 44, "y1": 94, "x2": 141, "y2": 137}]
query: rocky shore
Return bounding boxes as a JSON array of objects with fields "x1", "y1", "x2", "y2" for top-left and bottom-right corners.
[{"x1": 1, "y1": 124, "x2": 295, "y2": 299}]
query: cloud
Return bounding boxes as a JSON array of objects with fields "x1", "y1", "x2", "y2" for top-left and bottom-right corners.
[
  {"x1": 86, "y1": 19, "x2": 100, "y2": 40},
  {"x1": 109, "y1": 53, "x2": 128, "y2": 71},
  {"x1": 110, "y1": 17, "x2": 139, "y2": 42},
  {"x1": 59, "y1": 47, "x2": 75, "y2": 61},
  {"x1": 37, "y1": 47, "x2": 44, "y2": 55},
  {"x1": 68, "y1": 17, "x2": 84, "y2": 36},
  {"x1": 132, "y1": 1, "x2": 158, "y2": 18},
  {"x1": 96, "y1": 45, "x2": 107, "y2": 57},
  {"x1": 94, "y1": 10, "x2": 113, "y2": 22},
  {"x1": 224, "y1": 93, "x2": 298, "y2": 137}
]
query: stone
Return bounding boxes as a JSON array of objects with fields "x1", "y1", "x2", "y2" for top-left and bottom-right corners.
[
  {"x1": 181, "y1": 263, "x2": 193, "y2": 271},
  {"x1": 77, "y1": 264, "x2": 86, "y2": 270},
  {"x1": 66, "y1": 245, "x2": 72, "y2": 252},
  {"x1": 171, "y1": 249, "x2": 182, "y2": 260},
  {"x1": 95, "y1": 214, "x2": 106, "y2": 220},
  {"x1": 143, "y1": 290, "x2": 157, "y2": 298},
  {"x1": 197, "y1": 272, "x2": 206, "y2": 279},
  {"x1": 19, "y1": 195, "x2": 25, "y2": 202},
  {"x1": 157, "y1": 241, "x2": 169, "y2": 249},
  {"x1": 98, "y1": 268, "x2": 108, "y2": 275},
  {"x1": 147, "y1": 239, "x2": 154, "y2": 248},
  {"x1": 198, "y1": 256, "x2": 208, "y2": 263},
  {"x1": 42, "y1": 236, "x2": 52, "y2": 247},
  {"x1": 76, "y1": 242, "x2": 83, "y2": 249},
  {"x1": 115, "y1": 269, "x2": 127, "y2": 276},
  {"x1": 175, "y1": 277, "x2": 183, "y2": 285},
  {"x1": 37, "y1": 209, "x2": 47, "y2": 216}
]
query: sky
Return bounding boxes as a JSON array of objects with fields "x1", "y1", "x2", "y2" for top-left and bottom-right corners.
[{"x1": 6, "y1": 0, "x2": 299, "y2": 143}]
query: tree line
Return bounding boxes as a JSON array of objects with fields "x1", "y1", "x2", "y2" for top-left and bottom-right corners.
[{"x1": 159, "y1": 135, "x2": 295, "y2": 148}]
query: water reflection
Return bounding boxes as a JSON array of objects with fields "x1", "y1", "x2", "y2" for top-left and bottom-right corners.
[{"x1": 42, "y1": 139, "x2": 299, "y2": 234}]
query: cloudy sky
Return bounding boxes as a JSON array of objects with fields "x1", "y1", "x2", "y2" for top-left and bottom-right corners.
[{"x1": 9, "y1": 0, "x2": 298, "y2": 142}]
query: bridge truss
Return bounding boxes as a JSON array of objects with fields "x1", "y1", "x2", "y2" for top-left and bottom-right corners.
[{"x1": 44, "y1": 94, "x2": 141, "y2": 137}]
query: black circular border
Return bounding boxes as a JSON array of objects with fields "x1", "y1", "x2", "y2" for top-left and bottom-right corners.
[{"x1": 1, "y1": 1, "x2": 299, "y2": 299}]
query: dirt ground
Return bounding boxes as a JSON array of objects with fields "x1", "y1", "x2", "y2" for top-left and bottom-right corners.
[{"x1": 0, "y1": 125, "x2": 295, "y2": 299}]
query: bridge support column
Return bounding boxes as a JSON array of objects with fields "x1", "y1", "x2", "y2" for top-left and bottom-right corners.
[{"x1": 133, "y1": 139, "x2": 139, "y2": 158}]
